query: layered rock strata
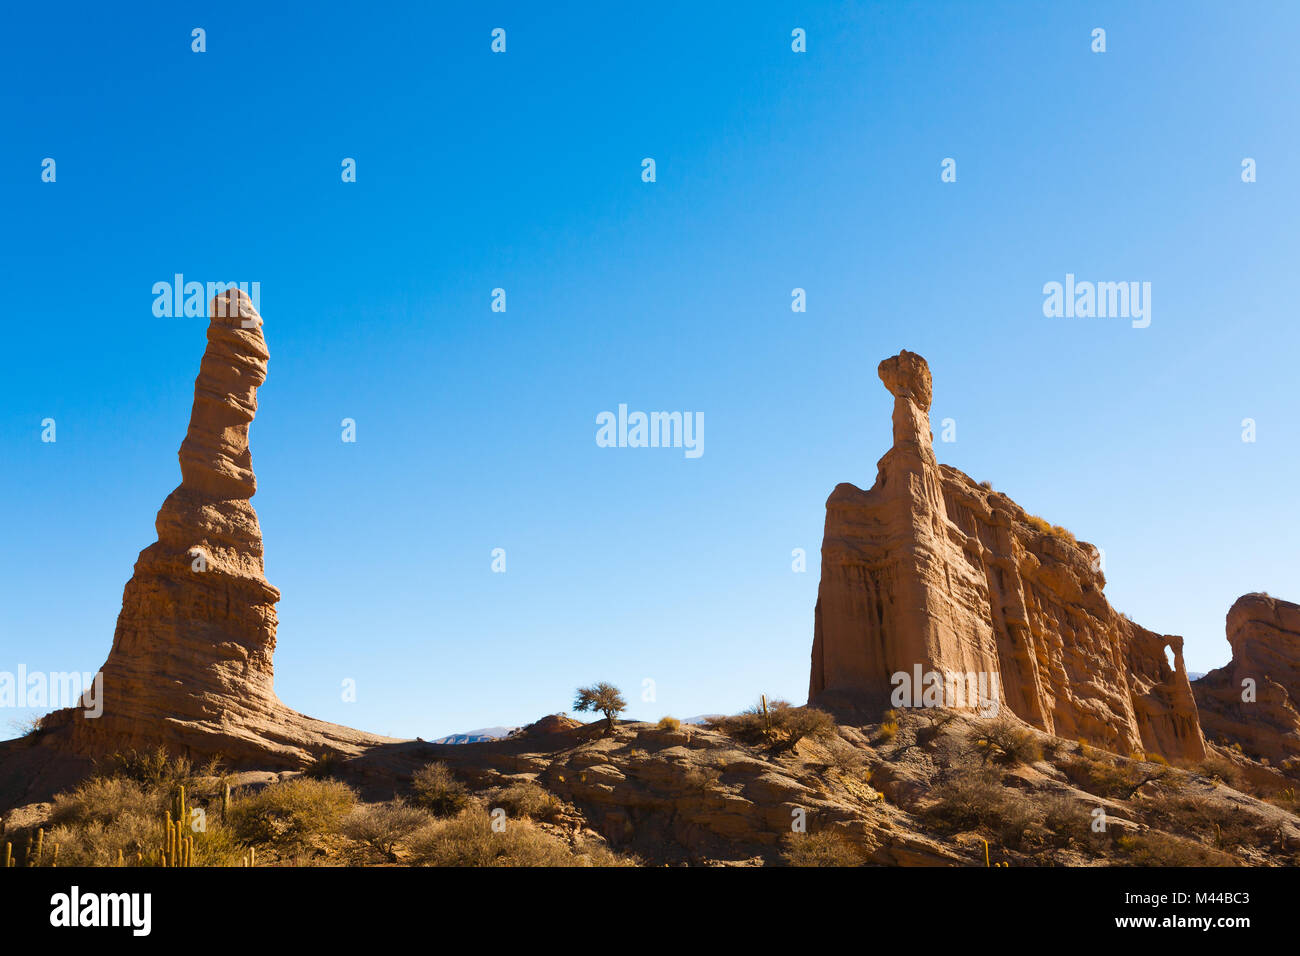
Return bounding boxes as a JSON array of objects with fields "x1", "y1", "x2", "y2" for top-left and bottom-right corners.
[
  {"x1": 41, "y1": 291, "x2": 390, "y2": 768},
  {"x1": 808, "y1": 350, "x2": 1206, "y2": 761},
  {"x1": 1192, "y1": 593, "x2": 1300, "y2": 764}
]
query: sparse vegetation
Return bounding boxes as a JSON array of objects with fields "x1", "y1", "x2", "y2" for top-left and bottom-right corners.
[
  {"x1": 969, "y1": 717, "x2": 1041, "y2": 765},
  {"x1": 656, "y1": 716, "x2": 681, "y2": 732},
  {"x1": 341, "y1": 801, "x2": 431, "y2": 862},
  {"x1": 305, "y1": 750, "x2": 346, "y2": 780},
  {"x1": 101, "y1": 746, "x2": 223, "y2": 793},
  {"x1": 781, "y1": 829, "x2": 867, "y2": 866},
  {"x1": 1025, "y1": 514, "x2": 1077, "y2": 545},
  {"x1": 1117, "y1": 831, "x2": 1239, "y2": 867},
  {"x1": 876, "y1": 709, "x2": 900, "y2": 744},
  {"x1": 405, "y1": 809, "x2": 633, "y2": 867},
  {"x1": 573, "y1": 682, "x2": 628, "y2": 734},
  {"x1": 1198, "y1": 756, "x2": 1245, "y2": 790},
  {"x1": 708, "y1": 698, "x2": 836, "y2": 752},
  {"x1": 1041, "y1": 795, "x2": 1094, "y2": 848},
  {"x1": 488, "y1": 782, "x2": 562, "y2": 821},
  {"x1": 410, "y1": 762, "x2": 471, "y2": 817},
  {"x1": 1063, "y1": 752, "x2": 1169, "y2": 799},
  {"x1": 227, "y1": 777, "x2": 357, "y2": 852},
  {"x1": 921, "y1": 770, "x2": 1040, "y2": 849},
  {"x1": 682, "y1": 766, "x2": 722, "y2": 791}
]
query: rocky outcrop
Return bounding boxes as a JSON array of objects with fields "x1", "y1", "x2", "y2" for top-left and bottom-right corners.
[
  {"x1": 1192, "y1": 593, "x2": 1300, "y2": 764},
  {"x1": 39, "y1": 291, "x2": 392, "y2": 768},
  {"x1": 808, "y1": 350, "x2": 1206, "y2": 761}
]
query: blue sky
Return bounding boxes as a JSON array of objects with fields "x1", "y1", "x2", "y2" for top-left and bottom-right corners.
[{"x1": 2, "y1": 1, "x2": 1297, "y2": 739}]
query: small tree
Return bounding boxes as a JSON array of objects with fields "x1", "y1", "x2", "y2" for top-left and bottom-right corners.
[{"x1": 573, "y1": 682, "x2": 627, "y2": 735}]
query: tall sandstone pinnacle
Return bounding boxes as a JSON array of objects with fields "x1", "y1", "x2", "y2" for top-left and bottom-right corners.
[
  {"x1": 808, "y1": 350, "x2": 1207, "y2": 761},
  {"x1": 44, "y1": 290, "x2": 391, "y2": 768},
  {"x1": 1192, "y1": 593, "x2": 1300, "y2": 764}
]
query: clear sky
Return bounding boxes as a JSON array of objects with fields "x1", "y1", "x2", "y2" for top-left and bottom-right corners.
[{"x1": 2, "y1": 1, "x2": 1297, "y2": 740}]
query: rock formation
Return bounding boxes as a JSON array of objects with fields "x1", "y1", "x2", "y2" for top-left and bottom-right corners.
[
  {"x1": 808, "y1": 350, "x2": 1206, "y2": 761},
  {"x1": 40, "y1": 290, "x2": 391, "y2": 768},
  {"x1": 1192, "y1": 593, "x2": 1300, "y2": 764}
]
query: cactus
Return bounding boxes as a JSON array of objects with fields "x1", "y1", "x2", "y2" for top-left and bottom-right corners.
[
  {"x1": 983, "y1": 838, "x2": 990, "y2": 867},
  {"x1": 160, "y1": 799, "x2": 195, "y2": 867},
  {"x1": 3, "y1": 842, "x2": 10, "y2": 868},
  {"x1": 116, "y1": 848, "x2": 124, "y2": 867},
  {"x1": 51, "y1": 843, "x2": 59, "y2": 867},
  {"x1": 31, "y1": 828, "x2": 44, "y2": 867},
  {"x1": 222, "y1": 783, "x2": 231, "y2": 823}
]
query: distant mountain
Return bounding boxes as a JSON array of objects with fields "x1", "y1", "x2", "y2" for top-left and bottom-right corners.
[
  {"x1": 682, "y1": 715, "x2": 722, "y2": 725},
  {"x1": 431, "y1": 726, "x2": 519, "y2": 745},
  {"x1": 1186, "y1": 672, "x2": 1206, "y2": 682}
]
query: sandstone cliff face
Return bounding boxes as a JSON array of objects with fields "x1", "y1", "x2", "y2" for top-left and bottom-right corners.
[
  {"x1": 42, "y1": 291, "x2": 391, "y2": 768},
  {"x1": 1192, "y1": 593, "x2": 1300, "y2": 764},
  {"x1": 809, "y1": 350, "x2": 1206, "y2": 761}
]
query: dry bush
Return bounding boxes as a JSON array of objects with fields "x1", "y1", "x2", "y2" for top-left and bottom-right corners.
[
  {"x1": 1041, "y1": 795, "x2": 1097, "y2": 848},
  {"x1": 305, "y1": 750, "x2": 346, "y2": 780},
  {"x1": 824, "y1": 741, "x2": 871, "y2": 776},
  {"x1": 781, "y1": 829, "x2": 867, "y2": 867},
  {"x1": 1144, "y1": 792, "x2": 1267, "y2": 850},
  {"x1": 1063, "y1": 754, "x2": 1166, "y2": 799},
  {"x1": 228, "y1": 777, "x2": 357, "y2": 850},
  {"x1": 97, "y1": 746, "x2": 227, "y2": 799},
  {"x1": 876, "y1": 710, "x2": 900, "y2": 744},
  {"x1": 40, "y1": 772, "x2": 243, "y2": 867},
  {"x1": 49, "y1": 776, "x2": 162, "y2": 828},
  {"x1": 915, "y1": 710, "x2": 957, "y2": 746},
  {"x1": 711, "y1": 700, "x2": 836, "y2": 751},
  {"x1": 406, "y1": 810, "x2": 634, "y2": 867},
  {"x1": 341, "y1": 801, "x2": 431, "y2": 862},
  {"x1": 41, "y1": 813, "x2": 244, "y2": 868},
  {"x1": 681, "y1": 765, "x2": 722, "y2": 791},
  {"x1": 969, "y1": 717, "x2": 1041, "y2": 765},
  {"x1": 410, "y1": 762, "x2": 471, "y2": 817},
  {"x1": 656, "y1": 716, "x2": 681, "y2": 732},
  {"x1": 1117, "y1": 831, "x2": 1239, "y2": 867},
  {"x1": 488, "y1": 782, "x2": 562, "y2": 821},
  {"x1": 921, "y1": 770, "x2": 1041, "y2": 849},
  {"x1": 1198, "y1": 757, "x2": 1245, "y2": 790}
]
